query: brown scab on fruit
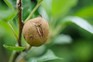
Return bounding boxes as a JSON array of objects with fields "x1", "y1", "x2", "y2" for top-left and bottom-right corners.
[{"x1": 22, "y1": 17, "x2": 49, "y2": 46}]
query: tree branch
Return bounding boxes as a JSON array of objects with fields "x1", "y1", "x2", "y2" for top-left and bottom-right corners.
[
  {"x1": 17, "y1": 0, "x2": 23, "y2": 46},
  {"x1": 10, "y1": 0, "x2": 23, "y2": 62}
]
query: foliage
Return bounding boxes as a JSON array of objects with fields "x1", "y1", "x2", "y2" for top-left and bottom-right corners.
[{"x1": 0, "y1": 0, "x2": 93, "y2": 62}]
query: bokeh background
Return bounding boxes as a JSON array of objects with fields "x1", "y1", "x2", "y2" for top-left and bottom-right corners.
[{"x1": 0, "y1": 0, "x2": 93, "y2": 62}]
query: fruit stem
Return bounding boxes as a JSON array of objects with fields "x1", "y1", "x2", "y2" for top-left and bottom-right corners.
[{"x1": 25, "y1": 0, "x2": 43, "y2": 23}]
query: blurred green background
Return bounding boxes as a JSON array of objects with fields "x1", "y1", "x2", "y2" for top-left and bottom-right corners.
[{"x1": 0, "y1": 0, "x2": 93, "y2": 62}]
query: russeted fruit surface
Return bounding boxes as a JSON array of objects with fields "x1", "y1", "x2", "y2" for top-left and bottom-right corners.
[{"x1": 22, "y1": 17, "x2": 49, "y2": 46}]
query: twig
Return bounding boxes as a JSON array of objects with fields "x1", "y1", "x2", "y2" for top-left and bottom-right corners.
[
  {"x1": 17, "y1": 0, "x2": 23, "y2": 46},
  {"x1": 25, "y1": 0, "x2": 43, "y2": 23}
]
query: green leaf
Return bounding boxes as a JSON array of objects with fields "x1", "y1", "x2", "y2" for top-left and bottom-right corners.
[
  {"x1": 23, "y1": 0, "x2": 34, "y2": 20},
  {"x1": 42, "y1": 0, "x2": 78, "y2": 18},
  {"x1": 37, "y1": 50, "x2": 62, "y2": 62},
  {"x1": 54, "y1": 34, "x2": 72, "y2": 44},
  {"x1": 0, "y1": 9, "x2": 17, "y2": 22},
  {"x1": 0, "y1": 21, "x2": 16, "y2": 46},
  {"x1": 4, "y1": 0, "x2": 14, "y2": 10},
  {"x1": 7, "y1": 10, "x2": 17, "y2": 21},
  {"x1": 75, "y1": 5, "x2": 93, "y2": 18},
  {"x1": 3, "y1": 44, "x2": 25, "y2": 51},
  {"x1": 28, "y1": 58, "x2": 37, "y2": 62},
  {"x1": 26, "y1": 45, "x2": 46, "y2": 58},
  {"x1": 63, "y1": 16, "x2": 93, "y2": 34}
]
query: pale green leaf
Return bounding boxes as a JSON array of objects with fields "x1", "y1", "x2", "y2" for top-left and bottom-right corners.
[
  {"x1": 26, "y1": 45, "x2": 46, "y2": 58},
  {"x1": 54, "y1": 34, "x2": 72, "y2": 44},
  {"x1": 37, "y1": 50, "x2": 62, "y2": 62},
  {"x1": 28, "y1": 58, "x2": 38, "y2": 62},
  {"x1": 64, "y1": 16, "x2": 93, "y2": 34}
]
